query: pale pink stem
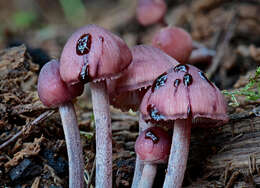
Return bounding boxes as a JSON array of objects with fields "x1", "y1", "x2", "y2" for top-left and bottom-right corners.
[
  {"x1": 90, "y1": 81, "x2": 112, "y2": 188},
  {"x1": 163, "y1": 119, "x2": 191, "y2": 188},
  {"x1": 132, "y1": 113, "x2": 151, "y2": 188},
  {"x1": 138, "y1": 164, "x2": 157, "y2": 188},
  {"x1": 59, "y1": 102, "x2": 84, "y2": 188},
  {"x1": 131, "y1": 128, "x2": 144, "y2": 188}
]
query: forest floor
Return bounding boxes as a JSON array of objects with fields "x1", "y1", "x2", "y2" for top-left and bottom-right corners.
[{"x1": 0, "y1": 0, "x2": 259, "y2": 187}]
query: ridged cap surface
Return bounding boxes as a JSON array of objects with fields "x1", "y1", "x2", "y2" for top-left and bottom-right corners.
[
  {"x1": 108, "y1": 45, "x2": 179, "y2": 111},
  {"x1": 60, "y1": 24, "x2": 132, "y2": 84},
  {"x1": 140, "y1": 64, "x2": 228, "y2": 127}
]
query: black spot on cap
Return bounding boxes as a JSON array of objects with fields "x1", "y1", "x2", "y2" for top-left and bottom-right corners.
[
  {"x1": 151, "y1": 72, "x2": 168, "y2": 92},
  {"x1": 174, "y1": 64, "x2": 189, "y2": 73},
  {"x1": 145, "y1": 130, "x2": 159, "y2": 143},
  {"x1": 147, "y1": 104, "x2": 165, "y2": 121},
  {"x1": 76, "y1": 34, "x2": 92, "y2": 55},
  {"x1": 183, "y1": 74, "x2": 193, "y2": 87}
]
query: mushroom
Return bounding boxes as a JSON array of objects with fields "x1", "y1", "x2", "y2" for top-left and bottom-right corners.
[
  {"x1": 107, "y1": 45, "x2": 178, "y2": 187},
  {"x1": 135, "y1": 127, "x2": 171, "y2": 188},
  {"x1": 140, "y1": 64, "x2": 228, "y2": 188},
  {"x1": 108, "y1": 45, "x2": 178, "y2": 112},
  {"x1": 37, "y1": 60, "x2": 84, "y2": 188},
  {"x1": 136, "y1": 0, "x2": 167, "y2": 26},
  {"x1": 59, "y1": 24, "x2": 132, "y2": 188},
  {"x1": 152, "y1": 26, "x2": 193, "y2": 64}
]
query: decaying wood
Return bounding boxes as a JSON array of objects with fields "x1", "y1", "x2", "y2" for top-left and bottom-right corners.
[
  {"x1": 0, "y1": 0, "x2": 260, "y2": 184},
  {"x1": 184, "y1": 102, "x2": 260, "y2": 187},
  {"x1": 0, "y1": 110, "x2": 54, "y2": 150}
]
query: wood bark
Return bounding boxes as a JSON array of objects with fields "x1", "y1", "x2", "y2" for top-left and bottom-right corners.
[{"x1": 185, "y1": 103, "x2": 260, "y2": 187}]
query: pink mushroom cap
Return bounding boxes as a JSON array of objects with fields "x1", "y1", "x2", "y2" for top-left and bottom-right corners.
[
  {"x1": 136, "y1": 0, "x2": 167, "y2": 26},
  {"x1": 152, "y1": 27, "x2": 193, "y2": 64},
  {"x1": 108, "y1": 45, "x2": 179, "y2": 111},
  {"x1": 60, "y1": 24, "x2": 132, "y2": 85},
  {"x1": 140, "y1": 64, "x2": 228, "y2": 127},
  {"x1": 135, "y1": 126, "x2": 171, "y2": 164},
  {"x1": 37, "y1": 60, "x2": 83, "y2": 108}
]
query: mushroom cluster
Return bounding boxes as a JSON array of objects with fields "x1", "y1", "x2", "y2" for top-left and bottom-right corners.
[
  {"x1": 140, "y1": 64, "x2": 228, "y2": 188},
  {"x1": 37, "y1": 21, "x2": 227, "y2": 188}
]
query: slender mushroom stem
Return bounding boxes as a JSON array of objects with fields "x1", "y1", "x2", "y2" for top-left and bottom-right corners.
[
  {"x1": 90, "y1": 81, "x2": 112, "y2": 188},
  {"x1": 131, "y1": 130, "x2": 143, "y2": 188},
  {"x1": 59, "y1": 101, "x2": 84, "y2": 188},
  {"x1": 138, "y1": 164, "x2": 157, "y2": 188},
  {"x1": 163, "y1": 119, "x2": 191, "y2": 188},
  {"x1": 132, "y1": 113, "x2": 151, "y2": 188}
]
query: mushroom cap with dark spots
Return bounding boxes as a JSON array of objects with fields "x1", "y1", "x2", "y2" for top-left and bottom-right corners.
[
  {"x1": 136, "y1": 0, "x2": 167, "y2": 26},
  {"x1": 152, "y1": 27, "x2": 192, "y2": 64},
  {"x1": 135, "y1": 127, "x2": 171, "y2": 164},
  {"x1": 60, "y1": 24, "x2": 132, "y2": 85},
  {"x1": 37, "y1": 60, "x2": 84, "y2": 108},
  {"x1": 108, "y1": 45, "x2": 179, "y2": 112},
  {"x1": 140, "y1": 64, "x2": 228, "y2": 127}
]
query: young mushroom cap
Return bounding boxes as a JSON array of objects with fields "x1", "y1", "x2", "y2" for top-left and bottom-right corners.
[
  {"x1": 140, "y1": 64, "x2": 228, "y2": 126},
  {"x1": 60, "y1": 24, "x2": 132, "y2": 85},
  {"x1": 135, "y1": 127, "x2": 171, "y2": 164},
  {"x1": 152, "y1": 27, "x2": 193, "y2": 64},
  {"x1": 38, "y1": 60, "x2": 83, "y2": 107},
  {"x1": 108, "y1": 45, "x2": 178, "y2": 112},
  {"x1": 37, "y1": 59, "x2": 84, "y2": 188},
  {"x1": 136, "y1": 0, "x2": 167, "y2": 26}
]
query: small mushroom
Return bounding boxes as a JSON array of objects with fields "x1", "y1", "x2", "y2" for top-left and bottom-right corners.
[
  {"x1": 107, "y1": 45, "x2": 178, "y2": 187},
  {"x1": 136, "y1": 0, "x2": 167, "y2": 26},
  {"x1": 140, "y1": 64, "x2": 228, "y2": 188},
  {"x1": 37, "y1": 60, "x2": 84, "y2": 188},
  {"x1": 152, "y1": 26, "x2": 193, "y2": 64},
  {"x1": 135, "y1": 127, "x2": 171, "y2": 188},
  {"x1": 60, "y1": 24, "x2": 132, "y2": 188},
  {"x1": 108, "y1": 45, "x2": 178, "y2": 112}
]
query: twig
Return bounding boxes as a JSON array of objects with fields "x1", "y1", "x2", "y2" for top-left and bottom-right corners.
[
  {"x1": 192, "y1": 40, "x2": 207, "y2": 49},
  {"x1": 206, "y1": 12, "x2": 237, "y2": 79},
  {"x1": 225, "y1": 171, "x2": 239, "y2": 188},
  {"x1": 223, "y1": 162, "x2": 231, "y2": 185},
  {"x1": 0, "y1": 110, "x2": 55, "y2": 150},
  {"x1": 87, "y1": 158, "x2": 96, "y2": 188}
]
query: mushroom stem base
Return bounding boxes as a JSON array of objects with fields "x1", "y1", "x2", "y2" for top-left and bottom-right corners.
[
  {"x1": 90, "y1": 81, "x2": 112, "y2": 188},
  {"x1": 138, "y1": 164, "x2": 157, "y2": 188},
  {"x1": 163, "y1": 119, "x2": 191, "y2": 188},
  {"x1": 59, "y1": 102, "x2": 84, "y2": 188},
  {"x1": 132, "y1": 113, "x2": 150, "y2": 188}
]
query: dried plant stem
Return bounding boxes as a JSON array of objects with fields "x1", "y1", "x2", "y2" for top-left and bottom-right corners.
[
  {"x1": 206, "y1": 12, "x2": 237, "y2": 79},
  {"x1": 0, "y1": 110, "x2": 54, "y2": 150}
]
